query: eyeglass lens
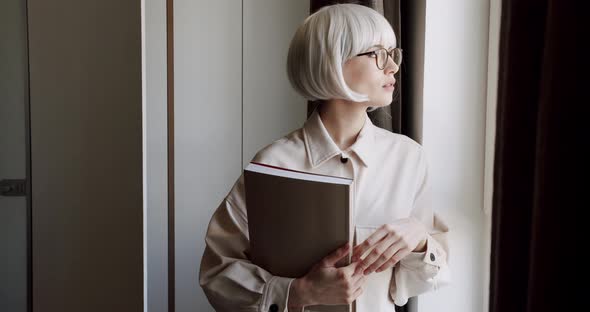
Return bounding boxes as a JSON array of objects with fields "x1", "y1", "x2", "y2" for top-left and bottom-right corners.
[{"x1": 377, "y1": 49, "x2": 402, "y2": 69}]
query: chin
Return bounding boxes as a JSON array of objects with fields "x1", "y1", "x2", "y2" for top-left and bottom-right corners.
[
  {"x1": 366, "y1": 93, "x2": 393, "y2": 108},
  {"x1": 375, "y1": 97, "x2": 393, "y2": 107}
]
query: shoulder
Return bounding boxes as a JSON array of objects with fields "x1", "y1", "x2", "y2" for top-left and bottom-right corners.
[
  {"x1": 370, "y1": 126, "x2": 428, "y2": 176},
  {"x1": 250, "y1": 128, "x2": 307, "y2": 167},
  {"x1": 373, "y1": 126, "x2": 424, "y2": 156}
]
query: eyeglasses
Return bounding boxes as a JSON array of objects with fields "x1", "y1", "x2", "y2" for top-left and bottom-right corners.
[{"x1": 356, "y1": 47, "x2": 403, "y2": 70}]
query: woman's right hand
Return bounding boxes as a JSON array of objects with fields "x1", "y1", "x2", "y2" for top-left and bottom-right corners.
[{"x1": 288, "y1": 243, "x2": 366, "y2": 309}]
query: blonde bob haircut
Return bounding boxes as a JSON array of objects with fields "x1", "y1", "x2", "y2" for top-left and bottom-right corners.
[{"x1": 287, "y1": 3, "x2": 397, "y2": 104}]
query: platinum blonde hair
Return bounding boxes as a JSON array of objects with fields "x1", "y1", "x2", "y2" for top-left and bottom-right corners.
[{"x1": 287, "y1": 3, "x2": 397, "y2": 105}]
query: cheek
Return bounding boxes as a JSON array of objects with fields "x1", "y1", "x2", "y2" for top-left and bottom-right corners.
[{"x1": 344, "y1": 63, "x2": 378, "y2": 93}]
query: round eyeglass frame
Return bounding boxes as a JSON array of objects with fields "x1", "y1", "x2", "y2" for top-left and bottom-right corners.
[{"x1": 356, "y1": 47, "x2": 403, "y2": 70}]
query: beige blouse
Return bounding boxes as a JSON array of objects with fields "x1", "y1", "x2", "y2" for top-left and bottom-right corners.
[{"x1": 199, "y1": 108, "x2": 451, "y2": 312}]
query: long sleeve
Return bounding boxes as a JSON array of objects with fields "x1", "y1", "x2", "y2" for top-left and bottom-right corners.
[
  {"x1": 389, "y1": 149, "x2": 451, "y2": 306},
  {"x1": 199, "y1": 173, "x2": 295, "y2": 312}
]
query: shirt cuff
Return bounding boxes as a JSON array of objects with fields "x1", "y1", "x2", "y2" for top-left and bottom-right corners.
[
  {"x1": 260, "y1": 276, "x2": 295, "y2": 312},
  {"x1": 401, "y1": 236, "x2": 445, "y2": 273}
]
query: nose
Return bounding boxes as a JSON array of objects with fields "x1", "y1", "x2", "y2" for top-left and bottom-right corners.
[{"x1": 384, "y1": 58, "x2": 399, "y2": 75}]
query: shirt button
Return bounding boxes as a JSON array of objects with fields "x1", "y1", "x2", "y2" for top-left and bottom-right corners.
[
  {"x1": 269, "y1": 303, "x2": 279, "y2": 312},
  {"x1": 340, "y1": 156, "x2": 348, "y2": 163},
  {"x1": 430, "y1": 253, "x2": 436, "y2": 262}
]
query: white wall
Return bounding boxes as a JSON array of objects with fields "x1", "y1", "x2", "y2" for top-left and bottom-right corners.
[
  {"x1": 144, "y1": 0, "x2": 169, "y2": 311},
  {"x1": 243, "y1": 0, "x2": 308, "y2": 168},
  {"x1": 418, "y1": 0, "x2": 490, "y2": 311},
  {"x1": 174, "y1": 1, "x2": 308, "y2": 311},
  {"x1": 174, "y1": 1, "x2": 242, "y2": 311}
]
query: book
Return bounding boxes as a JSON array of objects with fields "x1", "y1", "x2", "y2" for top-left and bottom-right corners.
[{"x1": 244, "y1": 162, "x2": 355, "y2": 312}]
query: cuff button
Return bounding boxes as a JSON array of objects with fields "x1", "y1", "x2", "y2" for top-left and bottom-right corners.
[
  {"x1": 269, "y1": 303, "x2": 279, "y2": 312},
  {"x1": 430, "y1": 253, "x2": 436, "y2": 262}
]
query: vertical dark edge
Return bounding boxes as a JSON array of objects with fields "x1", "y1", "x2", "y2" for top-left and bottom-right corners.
[
  {"x1": 24, "y1": 0, "x2": 32, "y2": 311},
  {"x1": 241, "y1": 0, "x2": 244, "y2": 168},
  {"x1": 381, "y1": 0, "x2": 402, "y2": 134},
  {"x1": 166, "y1": 0, "x2": 175, "y2": 311},
  {"x1": 399, "y1": 0, "x2": 411, "y2": 139},
  {"x1": 489, "y1": 1, "x2": 511, "y2": 311}
]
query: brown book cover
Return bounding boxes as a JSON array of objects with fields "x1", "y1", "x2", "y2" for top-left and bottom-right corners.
[{"x1": 244, "y1": 162, "x2": 355, "y2": 312}]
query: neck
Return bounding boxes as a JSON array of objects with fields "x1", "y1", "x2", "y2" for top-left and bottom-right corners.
[{"x1": 317, "y1": 99, "x2": 368, "y2": 151}]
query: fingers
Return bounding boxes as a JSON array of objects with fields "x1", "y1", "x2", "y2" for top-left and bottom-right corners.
[
  {"x1": 321, "y1": 243, "x2": 350, "y2": 267},
  {"x1": 364, "y1": 242, "x2": 404, "y2": 274},
  {"x1": 351, "y1": 225, "x2": 391, "y2": 262},
  {"x1": 375, "y1": 247, "x2": 411, "y2": 273},
  {"x1": 338, "y1": 262, "x2": 365, "y2": 285},
  {"x1": 351, "y1": 274, "x2": 367, "y2": 289},
  {"x1": 354, "y1": 237, "x2": 399, "y2": 275},
  {"x1": 363, "y1": 241, "x2": 404, "y2": 274},
  {"x1": 349, "y1": 266, "x2": 365, "y2": 285},
  {"x1": 346, "y1": 287, "x2": 364, "y2": 304},
  {"x1": 334, "y1": 264, "x2": 366, "y2": 304},
  {"x1": 340, "y1": 261, "x2": 362, "y2": 279}
]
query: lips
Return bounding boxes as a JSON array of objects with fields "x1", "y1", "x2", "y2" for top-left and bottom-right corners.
[{"x1": 382, "y1": 80, "x2": 396, "y2": 87}]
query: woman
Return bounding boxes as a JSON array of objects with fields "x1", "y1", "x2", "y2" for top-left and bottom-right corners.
[{"x1": 199, "y1": 4, "x2": 450, "y2": 311}]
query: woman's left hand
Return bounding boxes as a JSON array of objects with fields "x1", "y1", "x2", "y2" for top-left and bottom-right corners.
[{"x1": 351, "y1": 217, "x2": 429, "y2": 275}]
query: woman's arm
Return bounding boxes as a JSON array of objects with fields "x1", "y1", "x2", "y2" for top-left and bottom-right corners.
[
  {"x1": 199, "y1": 174, "x2": 294, "y2": 312},
  {"x1": 390, "y1": 148, "x2": 451, "y2": 305},
  {"x1": 348, "y1": 148, "x2": 451, "y2": 306},
  {"x1": 389, "y1": 214, "x2": 450, "y2": 305}
]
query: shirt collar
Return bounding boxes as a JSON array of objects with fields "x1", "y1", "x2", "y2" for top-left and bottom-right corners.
[{"x1": 302, "y1": 108, "x2": 376, "y2": 168}]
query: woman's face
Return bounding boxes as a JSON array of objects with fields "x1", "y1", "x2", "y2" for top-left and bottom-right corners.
[{"x1": 343, "y1": 44, "x2": 399, "y2": 107}]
